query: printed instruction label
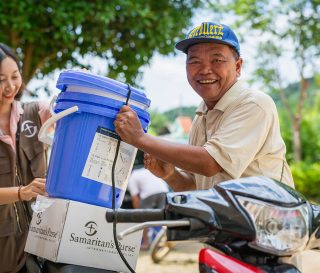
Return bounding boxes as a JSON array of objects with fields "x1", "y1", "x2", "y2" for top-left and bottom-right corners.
[{"x1": 82, "y1": 127, "x2": 137, "y2": 190}]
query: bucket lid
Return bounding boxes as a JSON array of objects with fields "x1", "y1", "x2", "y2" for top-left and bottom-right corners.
[
  {"x1": 55, "y1": 91, "x2": 150, "y2": 122},
  {"x1": 56, "y1": 70, "x2": 151, "y2": 108}
]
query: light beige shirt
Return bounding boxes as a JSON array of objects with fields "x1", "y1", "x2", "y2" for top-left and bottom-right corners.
[{"x1": 188, "y1": 80, "x2": 294, "y2": 189}]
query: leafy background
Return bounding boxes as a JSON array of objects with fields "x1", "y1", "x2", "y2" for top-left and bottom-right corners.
[{"x1": 0, "y1": 0, "x2": 319, "y2": 201}]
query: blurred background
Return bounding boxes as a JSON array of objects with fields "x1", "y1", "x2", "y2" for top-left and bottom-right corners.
[{"x1": 0, "y1": 0, "x2": 319, "y2": 202}]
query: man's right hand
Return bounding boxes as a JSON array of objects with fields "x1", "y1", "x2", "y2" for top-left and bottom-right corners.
[{"x1": 144, "y1": 153, "x2": 175, "y2": 180}]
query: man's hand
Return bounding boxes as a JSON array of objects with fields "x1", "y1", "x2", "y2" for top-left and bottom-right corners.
[
  {"x1": 144, "y1": 153, "x2": 175, "y2": 180},
  {"x1": 114, "y1": 105, "x2": 145, "y2": 146}
]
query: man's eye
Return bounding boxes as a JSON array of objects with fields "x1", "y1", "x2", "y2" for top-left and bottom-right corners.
[
  {"x1": 187, "y1": 60, "x2": 200, "y2": 64},
  {"x1": 212, "y1": 59, "x2": 224, "y2": 63}
]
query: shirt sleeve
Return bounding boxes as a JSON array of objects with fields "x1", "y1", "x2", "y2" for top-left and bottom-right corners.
[
  {"x1": 204, "y1": 101, "x2": 273, "y2": 179},
  {"x1": 128, "y1": 171, "x2": 140, "y2": 196}
]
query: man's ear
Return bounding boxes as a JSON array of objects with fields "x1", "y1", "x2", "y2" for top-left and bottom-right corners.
[{"x1": 236, "y1": 58, "x2": 243, "y2": 77}]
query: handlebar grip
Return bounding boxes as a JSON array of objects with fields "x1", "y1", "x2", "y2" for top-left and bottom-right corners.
[{"x1": 106, "y1": 209, "x2": 165, "y2": 223}]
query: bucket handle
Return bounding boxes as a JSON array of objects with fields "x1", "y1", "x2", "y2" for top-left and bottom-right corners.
[{"x1": 38, "y1": 106, "x2": 79, "y2": 145}]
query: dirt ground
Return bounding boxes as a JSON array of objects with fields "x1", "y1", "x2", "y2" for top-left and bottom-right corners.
[
  {"x1": 135, "y1": 242, "x2": 202, "y2": 273},
  {"x1": 134, "y1": 243, "x2": 320, "y2": 273}
]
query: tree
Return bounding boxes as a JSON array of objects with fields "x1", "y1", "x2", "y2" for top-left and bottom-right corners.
[
  {"x1": 278, "y1": 78, "x2": 320, "y2": 162},
  {"x1": 149, "y1": 110, "x2": 169, "y2": 135},
  {"x1": 211, "y1": 0, "x2": 320, "y2": 162},
  {"x1": 0, "y1": 0, "x2": 202, "y2": 94}
]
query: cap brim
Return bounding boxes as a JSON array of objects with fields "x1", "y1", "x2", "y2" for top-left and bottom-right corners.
[{"x1": 175, "y1": 37, "x2": 237, "y2": 54}]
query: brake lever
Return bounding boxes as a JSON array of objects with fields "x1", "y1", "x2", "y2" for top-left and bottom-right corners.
[{"x1": 117, "y1": 219, "x2": 190, "y2": 240}]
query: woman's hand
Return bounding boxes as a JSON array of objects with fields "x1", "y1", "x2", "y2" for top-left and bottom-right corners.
[
  {"x1": 144, "y1": 153, "x2": 175, "y2": 180},
  {"x1": 19, "y1": 178, "x2": 47, "y2": 201}
]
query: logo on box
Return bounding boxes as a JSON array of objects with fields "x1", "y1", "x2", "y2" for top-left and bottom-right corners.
[
  {"x1": 69, "y1": 221, "x2": 137, "y2": 256},
  {"x1": 84, "y1": 221, "x2": 97, "y2": 236}
]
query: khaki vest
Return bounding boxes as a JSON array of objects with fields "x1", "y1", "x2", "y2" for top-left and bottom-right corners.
[{"x1": 0, "y1": 102, "x2": 47, "y2": 273}]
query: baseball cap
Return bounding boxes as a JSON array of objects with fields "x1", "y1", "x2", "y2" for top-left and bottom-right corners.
[{"x1": 175, "y1": 22, "x2": 240, "y2": 55}]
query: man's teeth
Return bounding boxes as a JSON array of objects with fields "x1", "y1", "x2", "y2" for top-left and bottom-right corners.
[{"x1": 199, "y1": 80, "x2": 217, "y2": 84}]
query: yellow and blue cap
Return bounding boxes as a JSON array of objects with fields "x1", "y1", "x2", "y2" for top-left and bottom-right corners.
[{"x1": 175, "y1": 22, "x2": 240, "y2": 55}]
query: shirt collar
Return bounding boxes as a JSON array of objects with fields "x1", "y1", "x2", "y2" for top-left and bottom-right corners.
[
  {"x1": 10, "y1": 100, "x2": 24, "y2": 138},
  {"x1": 11, "y1": 100, "x2": 24, "y2": 128},
  {"x1": 195, "y1": 80, "x2": 245, "y2": 115},
  {"x1": 0, "y1": 101, "x2": 23, "y2": 149}
]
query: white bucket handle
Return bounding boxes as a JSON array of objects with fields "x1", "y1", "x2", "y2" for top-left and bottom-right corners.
[{"x1": 38, "y1": 106, "x2": 79, "y2": 145}]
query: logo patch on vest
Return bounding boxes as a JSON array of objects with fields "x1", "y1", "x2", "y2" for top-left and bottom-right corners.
[{"x1": 21, "y1": 120, "x2": 38, "y2": 138}]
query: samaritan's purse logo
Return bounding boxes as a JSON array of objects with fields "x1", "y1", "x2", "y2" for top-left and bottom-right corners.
[
  {"x1": 21, "y1": 120, "x2": 38, "y2": 138},
  {"x1": 68, "y1": 220, "x2": 136, "y2": 254},
  {"x1": 36, "y1": 212, "x2": 42, "y2": 225},
  {"x1": 29, "y1": 212, "x2": 58, "y2": 239},
  {"x1": 84, "y1": 221, "x2": 98, "y2": 236}
]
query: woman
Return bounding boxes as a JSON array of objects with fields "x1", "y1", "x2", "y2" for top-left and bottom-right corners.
[{"x1": 0, "y1": 43, "x2": 49, "y2": 273}]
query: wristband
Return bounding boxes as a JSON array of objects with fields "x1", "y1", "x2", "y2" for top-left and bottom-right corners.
[{"x1": 18, "y1": 186, "x2": 23, "y2": 201}]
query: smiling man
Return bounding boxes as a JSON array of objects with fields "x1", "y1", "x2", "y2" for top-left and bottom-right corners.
[{"x1": 114, "y1": 22, "x2": 294, "y2": 191}]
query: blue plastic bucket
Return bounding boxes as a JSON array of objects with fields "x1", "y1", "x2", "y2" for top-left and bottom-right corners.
[{"x1": 40, "y1": 70, "x2": 150, "y2": 208}]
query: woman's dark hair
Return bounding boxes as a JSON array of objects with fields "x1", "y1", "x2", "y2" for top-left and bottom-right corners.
[{"x1": 0, "y1": 43, "x2": 25, "y2": 100}]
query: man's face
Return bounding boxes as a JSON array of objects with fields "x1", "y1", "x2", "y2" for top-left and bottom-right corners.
[{"x1": 186, "y1": 43, "x2": 242, "y2": 110}]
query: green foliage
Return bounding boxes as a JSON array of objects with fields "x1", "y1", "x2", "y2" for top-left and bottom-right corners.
[
  {"x1": 210, "y1": 0, "x2": 319, "y2": 162},
  {"x1": 271, "y1": 77, "x2": 319, "y2": 109},
  {"x1": 210, "y1": 0, "x2": 319, "y2": 94},
  {"x1": 163, "y1": 106, "x2": 197, "y2": 122},
  {"x1": 278, "y1": 108, "x2": 294, "y2": 162},
  {"x1": 291, "y1": 162, "x2": 320, "y2": 203},
  {"x1": 212, "y1": 0, "x2": 320, "y2": 47},
  {"x1": 278, "y1": 83, "x2": 320, "y2": 163},
  {"x1": 300, "y1": 92, "x2": 320, "y2": 162},
  {"x1": 282, "y1": 90, "x2": 320, "y2": 201},
  {"x1": 148, "y1": 106, "x2": 198, "y2": 136},
  {"x1": 148, "y1": 110, "x2": 169, "y2": 135},
  {"x1": 0, "y1": 0, "x2": 202, "y2": 92}
]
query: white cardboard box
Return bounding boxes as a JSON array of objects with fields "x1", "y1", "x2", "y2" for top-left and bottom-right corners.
[{"x1": 25, "y1": 196, "x2": 142, "y2": 273}]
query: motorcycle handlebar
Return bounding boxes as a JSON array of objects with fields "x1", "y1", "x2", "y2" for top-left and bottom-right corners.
[{"x1": 106, "y1": 209, "x2": 165, "y2": 223}]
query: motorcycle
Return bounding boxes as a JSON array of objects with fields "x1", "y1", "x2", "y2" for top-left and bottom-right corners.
[
  {"x1": 27, "y1": 176, "x2": 320, "y2": 273},
  {"x1": 106, "y1": 176, "x2": 320, "y2": 273}
]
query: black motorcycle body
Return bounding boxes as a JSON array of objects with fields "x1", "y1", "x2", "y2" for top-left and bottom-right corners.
[
  {"x1": 27, "y1": 176, "x2": 320, "y2": 273},
  {"x1": 107, "y1": 176, "x2": 320, "y2": 273}
]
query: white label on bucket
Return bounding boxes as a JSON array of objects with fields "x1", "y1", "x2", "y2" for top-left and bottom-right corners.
[{"x1": 82, "y1": 127, "x2": 137, "y2": 190}]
